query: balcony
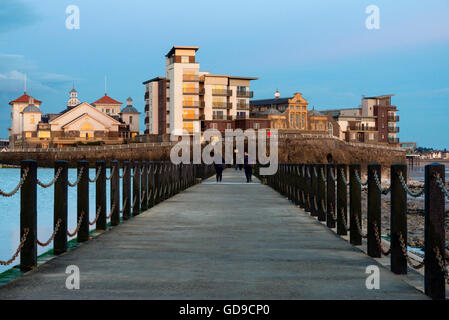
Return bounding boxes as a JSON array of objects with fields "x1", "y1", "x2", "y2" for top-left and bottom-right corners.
[
  {"x1": 212, "y1": 89, "x2": 233, "y2": 96},
  {"x1": 388, "y1": 137, "x2": 400, "y2": 144},
  {"x1": 212, "y1": 115, "x2": 233, "y2": 121},
  {"x1": 235, "y1": 114, "x2": 247, "y2": 119},
  {"x1": 183, "y1": 101, "x2": 200, "y2": 108},
  {"x1": 388, "y1": 126, "x2": 400, "y2": 133},
  {"x1": 183, "y1": 74, "x2": 199, "y2": 82},
  {"x1": 183, "y1": 88, "x2": 199, "y2": 95},
  {"x1": 144, "y1": 104, "x2": 149, "y2": 113},
  {"x1": 236, "y1": 90, "x2": 254, "y2": 98},
  {"x1": 212, "y1": 102, "x2": 232, "y2": 109},
  {"x1": 236, "y1": 102, "x2": 250, "y2": 110},
  {"x1": 144, "y1": 116, "x2": 149, "y2": 125},
  {"x1": 387, "y1": 115, "x2": 400, "y2": 122},
  {"x1": 183, "y1": 115, "x2": 200, "y2": 121},
  {"x1": 144, "y1": 92, "x2": 149, "y2": 100},
  {"x1": 348, "y1": 125, "x2": 377, "y2": 131}
]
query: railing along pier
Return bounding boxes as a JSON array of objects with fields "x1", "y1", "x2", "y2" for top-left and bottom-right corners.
[{"x1": 257, "y1": 162, "x2": 449, "y2": 300}]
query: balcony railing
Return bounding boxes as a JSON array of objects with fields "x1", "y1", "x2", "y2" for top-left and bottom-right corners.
[
  {"x1": 387, "y1": 115, "x2": 400, "y2": 122},
  {"x1": 235, "y1": 114, "x2": 247, "y2": 119},
  {"x1": 212, "y1": 115, "x2": 233, "y2": 121},
  {"x1": 236, "y1": 102, "x2": 250, "y2": 110},
  {"x1": 388, "y1": 137, "x2": 400, "y2": 144},
  {"x1": 236, "y1": 90, "x2": 254, "y2": 98},
  {"x1": 183, "y1": 115, "x2": 200, "y2": 121},
  {"x1": 183, "y1": 88, "x2": 199, "y2": 95},
  {"x1": 183, "y1": 101, "x2": 200, "y2": 108},
  {"x1": 144, "y1": 117, "x2": 149, "y2": 125},
  {"x1": 348, "y1": 126, "x2": 377, "y2": 131},
  {"x1": 388, "y1": 126, "x2": 400, "y2": 133},
  {"x1": 212, "y1": 102, "x2": 232, "y2": 109},
  {"x1": 183, "y1": 74, "x2": 199, "y2": 82},
  {"x1": 144, "y1": 92, "x2": 149, "y2": 100},
  {"x1": 212, "y1": 89, "x2": 233, "y2": 96}
]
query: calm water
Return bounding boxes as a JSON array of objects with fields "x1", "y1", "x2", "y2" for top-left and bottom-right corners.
[
  {"x1": 408, "y1": 164, "x2": 449, "y2": 182},
  {"x1": 0, "y1": 167, "x2": 125, "y2": 274}
]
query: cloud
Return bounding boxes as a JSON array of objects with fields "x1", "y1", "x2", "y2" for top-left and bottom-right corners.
[{"x1": 0, "y1": 0, "x2": 37, "y2": 34}]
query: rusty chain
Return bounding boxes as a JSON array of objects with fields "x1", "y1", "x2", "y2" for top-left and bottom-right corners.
[
  {"x1": 329, "y1": 202, "x2": 337, "y2": 221},
  {"x1": 340, "y1": 207, "x2": 348, "y2": 231},
  {"x1": 434, "y1": 247, "x2": 449, "y2": 284},
  {"x1": 37, "y1": 167, "x2": 63, "y2": 188},
  {"x1": 68, "y1": 167, "x2": 84, "y2": 187},
  {"x1": 398, "y1": 232, "x2": 425, "y2": 270},
  {"x1": 67, "y1": 211, "x2": 85, "y2": 237},
  {"x1": 119, "y1": 166, "x2": 128, "y2": 179},
  {"x1": 397, "y1": 171, "x2": 425, "y2": 198},
  {"x1": 132, "y1": 167, "x2": 139, "y2": 178},
  {"x1": 340, "y1": 168, "x2": 350, "y2": 186},
  {"x1": 89, "y1": 206, "x2": 102, "y2": 226},
  {"x1": 329, "y1": 169, "x2": 336, "y2": 182},
  {"x1": 373, "y1": 171, "x2": 391, "y2": 195},
  {"x1": 354, "y1": 170, "x2": 368, "y2": 186},
  {"x1": 106, "y1": 166, "x2": 116, "y2": 181},
  {"x1": 0, "y1": 167, "x2": 29, "y2": 197},
  {"x1": 106, "y1": 203, "x2": 116, "y2": 219},
  {"x1": 88, "y1": 167, "x2": 102, "y2": 183},
  {"x1": 373, "y1": 221, "x2": 391, "y2": 256},
  {"x1": 435, "y1": 174, "x2": 449, "y2": 201},
  {"x1": 37, "y1": 218, "x2": 62, "y2": 247},
  {"x1": 0, "y1": 228, "x2": 29, "y2": 266},
  {"x1": 354, "y1": 213, "x2": 367, "y2": 238},
  {"x1": 320, "y1": 167, "x2": 327, "y2": 183},
  {"x1": 120, "y1": 197, "x2": 128, "y2": 214},
  {"x1": 131, "y1": 196, "x2": 137, "y2": 210}
]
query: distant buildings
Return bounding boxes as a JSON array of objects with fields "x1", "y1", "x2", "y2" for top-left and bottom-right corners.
[
  {"x1": 143, "y1": 46, "x2": 262, "y2": 136},
  {"x1": 8, "y1": 88, "x2": 140, "y2": 149}
]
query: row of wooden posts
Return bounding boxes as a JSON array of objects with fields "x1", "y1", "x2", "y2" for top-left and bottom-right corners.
[
  {"x1": 18, "y1": 160, "x2": 215, "y2": 272},
  {"x1": 255, "y1": 162, "x2": 448, "y2": 300}
]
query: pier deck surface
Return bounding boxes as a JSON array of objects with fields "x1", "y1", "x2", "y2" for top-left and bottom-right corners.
[{"x1": 0, "y1": 169, "x2": 426, "y2": 299}]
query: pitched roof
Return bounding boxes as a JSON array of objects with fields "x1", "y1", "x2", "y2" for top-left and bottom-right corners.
[
  {"x1": 92, "y1": 94, "x2": 122, "y2": 105},
  {"x1": 251, "y1": 97, "x2": 291, "y2": 106},
  {"x1": 9, "y1": 93, "x2": 42, "y2": 105}
]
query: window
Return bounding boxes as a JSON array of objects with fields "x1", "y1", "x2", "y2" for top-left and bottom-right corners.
[
  {"x1": 181, "y1": 56, "x2": 189, "y2": 63},
  {"x1": 106, "y1": 109, "x2": 110, "y2": 113},
  {"x1": 328, "y1": 123, "x2": 333, "y2": 135},
  {"x1": 26, "y1": 132, "x2": 32, "y2": 138},
  {"x1": 295, "y1": 114, "x2": 299, "y2": 128},
  {"x1": 226, "y1": 123, "x2": 232, "y2": 129},
  {"x1": 183, "y1": 109, "x2": 197, "y2": 120},
  {"x1": 129, "y1": 116, "x2": 133, "y2": 124},
  {"x1": 301, "y1": 114, "x2": 305, "y2": 129},
  {"x1": 183, "y1": 82, "x2": 198, "y2": 94},
  {"x1": 38, "y1": 131, "x2": 50, "y2": 138},
  {"x1": 30, "y1": 115, "x2": 34, "y2": 124}
]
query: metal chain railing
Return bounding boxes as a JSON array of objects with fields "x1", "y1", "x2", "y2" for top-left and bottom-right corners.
[
  {"x1": 37, "y1": 218, "x2": 62, "y2": 247},
  {"x1": 88, "y1": 167, "x2": 102, "y2": 183},
  {"x1": 329, "y1": 202, "x2": 337, "y2": 221},
  {"x1": 340, "y1": 168, "x2": 350, "y2": 186},
  {"x1": 434, "y1": 247, "x2": 449, "y2": 284},
  {"x1": 67, "y1": 212, "x2": 85, "y2": 237},
  {"x1": 132, "y1": 168, "x2": 138, "y2": 178},
  {"x1": 119, "y1": 166, "x2": 128, "y2": 179},
  {"x1": 398, "y1": 232, "x2": 425, "y2": 270},
  {"x1": 354, "y1": 170, "x2": 368, "y2": 186},
  {"x1": 354, "y1": 214, "x2": 367, "y2": 238},
  {"x1": 320, "y1": 167, "x2": 327, "y2": 183},
  {"x1": 106, "y1": 166, "x2": 116, "y2": 181},
  {"x1": 0, "y1": 168, "x2": 29, "y2": 197},
  {"x1": 330, "y1": 169, "x2": 336, "y2": 182},
  {"x1": 37, "y1": 167, "x2": 63, "y2": 188},
  {"x1": 435, "y1": 174, "x2": 449, "y2": 201},
  {"x1": 120, "y1": 198, "x2": 128, "y2": 214},
  {"x1": 313, "y1": 167, "x2": 318, "y2": 178},
  {"x1": 397, "y1": 172, "x2": 425, "y2": 198},
  {"x1": 373, "y1": 171, "x2": 391, "y2": 195},
  {"x1": 373, "y1": 221, "x2": 391, "y2": 256},
  {"x1": 340, "y1": 207, "x2": 348, "y2": 231},
  {"x1": 89, "y1": 206, "x2": 102, "y2": 225},
  {"x1": 68, "y1": 167, "x2": 84, "y2": 187},
  {"x1": 131, "y1": 196, "x2": 137, "y2": 210},
  {"x1": 0, "y1": 228, "x2": 29, "y2": 265},
  {"x1": 106, "y1": 203, "x2": 116, "y2": 219}
]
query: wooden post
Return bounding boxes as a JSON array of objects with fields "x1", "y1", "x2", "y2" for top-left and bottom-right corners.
[
  {"x1": 305, "y1": 164, "x2": 311, "y2": 213},
  {"x1": 337, "y1": 164, "x2": 348, "y2": 235},
  {"x1": 141, "y1": 161, "x2": 148, "y2": 211},
  {"x1": 122, "y1": 161, "x2": 131, "y2": 220},
  {"x1": 424, "y1": 163, "x2": 446, "y2": 300},
  {"x1": 54, "y1": 160, "x2": 68, "y2": 255},
  {"x1": 148, "y1": 162, "x2": 155, "y2": 208},
  {"x1": 367, "y1": 163, "x2": 381, "y2": 257},
  {"x1": 349, "y1": 164, "x2": 362, "y2": 245},
  {"x1": 95, "y1": 160, "x2": 107, "y2": 231},
  {"x1": 326, "y1": 163, "x2": 336, "y2": 229},
  {"x1": 20, "y1": 160, "x2": 37, "y2": 271},
  {"x1": 298, "y1": 164, "x2": 305, "y2": 209},
  {"x1": 77, "y1": 160, "x2": 89, "y2": 242},
  {"x1": 132, "y1": 161, "x2": 141, "y2": 216},
  {"x1": 390, "y1": 164, "x2": 407, "y2": 274},
  {"x1": 110, "y1": 160, "x2": 120, "y2": 226}
]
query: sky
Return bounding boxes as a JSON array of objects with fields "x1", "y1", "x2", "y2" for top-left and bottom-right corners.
[{"x1": 0, "y1": 0, "x2": 448, "y2": 148}]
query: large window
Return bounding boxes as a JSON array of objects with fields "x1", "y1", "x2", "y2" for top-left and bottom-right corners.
[
  {"x1": 295, "y1": 114, "x2": 299, "y2": 128},
  {"x1": 30, "y1": 115, "x2": 34, "y2": 124},
  {"x1": 38, "y1": 131, "x2": 50, "y2": 138},
  {"x1": 183, "y1": 109, "x2": 197, "y2": 120},
  {"x1": 183, "y1": 82, "x2": 198, "y2": 94},
  {"x1": 301, "y1": 114, "x2": 305, "y2": 129}
]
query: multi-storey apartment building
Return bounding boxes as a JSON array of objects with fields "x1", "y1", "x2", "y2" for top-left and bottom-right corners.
[
  {"x1": 143, "y1": 46, "x2": 258, "y2": 135},
  {"x1": 321, "y1": 94, "x2": 400, "y2": 145}
]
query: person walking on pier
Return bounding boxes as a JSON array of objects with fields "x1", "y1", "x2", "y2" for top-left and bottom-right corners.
[
  {"x1": 212, "y1": 152, "x2": 225, "y2": 182},
  {"x1": 243, "y1": 151, "x2": 253, "y2": 183}
]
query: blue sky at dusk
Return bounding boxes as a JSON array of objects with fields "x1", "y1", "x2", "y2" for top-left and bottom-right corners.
[{"x1": 1, "y1": 0, "x2": 448, "y2": 148}]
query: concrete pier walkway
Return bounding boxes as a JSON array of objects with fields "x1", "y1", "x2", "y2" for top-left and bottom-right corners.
[{"x1": 0, "y1": 169, "x2": 426, "y2": 299}]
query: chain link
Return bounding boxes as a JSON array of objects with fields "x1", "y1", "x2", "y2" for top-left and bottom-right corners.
[
  {"x1": 329, "y1": 202, "x2": 337, "y2": 221},
  {"x1": 37, "y1": 218, "x2": 62, "y2": 247},
  {"x1": 120, "y1": 197, "x2": 128, "y2": 214},
  {"x1": 354, "y1": 214, "x2": 367, "y2": 238},
  {"x1": 0, "y1": 228, "x2": 29, "y2": 265},
  {"x1": 68, "y1": 167, "x2": 84, "y2": 187},
  {"x1": 67, "y1": 212, "x2": 85, "y2": 237},
  {"x1": 373, "y1": 171, "x2": 391, "y2": 195},
  {"x1": 435, "y1": 174, "x2": 449, "y2": 201},
  {"x1": 320, "y1": 167, "x2": 327, "y2": 183},
  {"x1": 434, "y1": 247, "x2": 449, "y2": 283},
  {"x1": 37, "y1": 167, "x2": 63, "y2": 188},
  {"x1": 373, "y1": 221, "x2": 391, "y2": 256},
  {"x1": 119, "y1": 166, "x2": 128, "y2": 179},
  {"x1": 397, "y1": 172, "x2": 425, "y2": 198},
  {"x1": 89, "y1": 206, "x2": 102, "y2": 225},
  {"x1": 398, "y1": 232, "x2": 425, "y2": 269},
  {"x1": 106, "y1": 203, "x2": 116, "y2": 219},
  {"x1": 354, "y1": 170, "x2": 368, "y2": 186},
  {"x1": 329, "y1": 169, "x2": 336, "y2": 182},
  {"x1": 131, "y1": 196, "x2": 137, "y2": 210},
  {"x1": 339, "y1": 207, "x2": 348, "y2": 231},
  {"x1": 340, "y1": 168, "x2": 350, "y2": 186},
  {"x1": 88, "y1": 167, "x2": 102, "y2": 183},
  {"x1": 106, "y1": 166, "x2": 116, "y2": 181},
  {"x1": 0, "y1": 167, "x2": 29, "y2": 197}
]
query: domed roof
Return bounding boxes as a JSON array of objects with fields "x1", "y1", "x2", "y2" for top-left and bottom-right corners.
[
  {"x1": 120, "y1": 105, "x2": 140, "y2": 114},
  {"x1": 22, "y1": 104, "x2": 41, "y2": 113}
]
